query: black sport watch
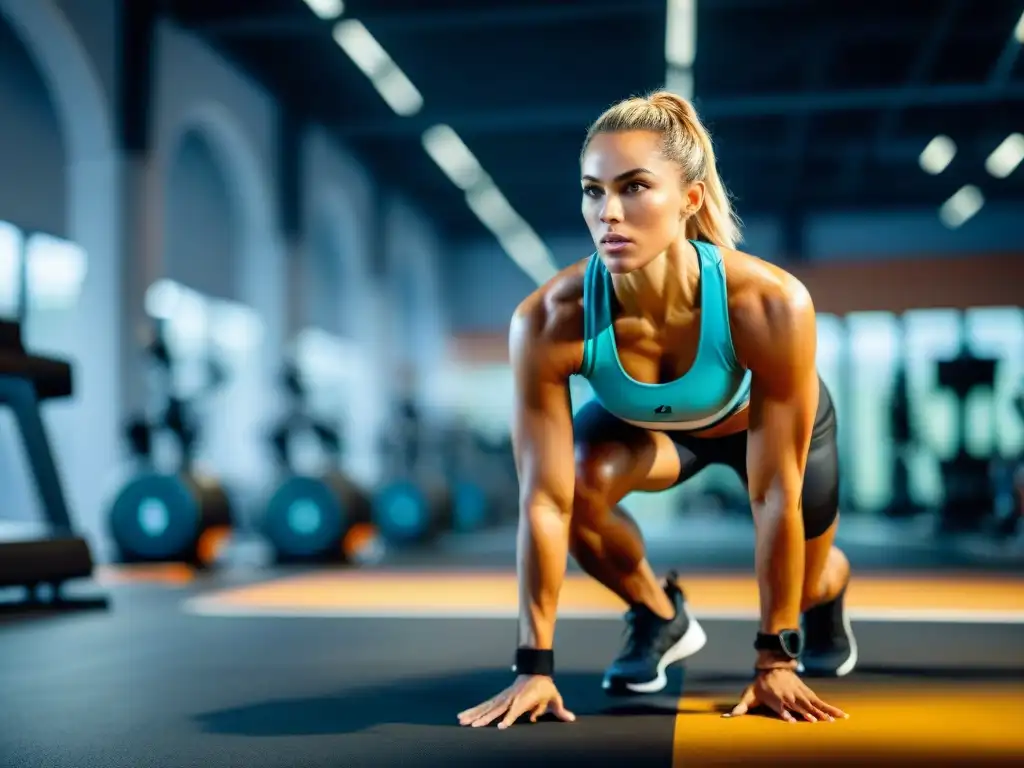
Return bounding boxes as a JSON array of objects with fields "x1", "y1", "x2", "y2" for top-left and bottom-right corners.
[{"x1": 754, "y1": 630, "x2": 803, "y2": 659}]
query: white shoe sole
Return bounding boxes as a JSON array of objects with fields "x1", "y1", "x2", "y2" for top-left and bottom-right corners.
[{"x1": 624, "y1": 607, "x2": 708, "y2": 694}]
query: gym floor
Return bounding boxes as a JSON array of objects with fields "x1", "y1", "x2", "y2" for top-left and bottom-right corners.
[{"x1": 1, "y1": 539, "x2": 1023, "y2": 768}]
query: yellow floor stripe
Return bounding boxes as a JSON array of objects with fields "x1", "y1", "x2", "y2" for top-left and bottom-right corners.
[
  {"x1": 187, "y1": 570, "x2": 1024, "y2": 616},
  {"x1": 672, "y1": 682, "x2": 1024, "y2": 765}
]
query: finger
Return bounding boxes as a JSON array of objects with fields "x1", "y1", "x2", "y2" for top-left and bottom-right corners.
[
  {"x1": 471, "y1": 702, "x2": 511, "y2": 729},
  {"x1": 458, "y1": 696, "x2": 502, "y2": 723},
  {"x1": 459, "y1": 701, "x2": 498, "y2": 725},
  {"x1": 798, "y1": 697, "x2": 834, "y2": 723},
  {"x1": 528, "y1": 701, "x2": 548, "y2": 723},
  {"x1": 497, "y1": 696, "x2": 533, "y2": 730},
  {"x1": 813, "y1": 698, "x2": 849, "y2": 720},
  {"x1": 778, "y1": 707, "x2": 798, "y2": 724},
  {"x1": 724, "y1": 688, "x2": 756, "y2": 718},
  {"x1": 550, "y1": 692, "x2": 576, "y2": 723},
  {"x1": 792, "y1": 697, "x2": 819, "y2": 723}
]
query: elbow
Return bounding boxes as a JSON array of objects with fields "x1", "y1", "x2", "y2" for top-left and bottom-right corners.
[
  {"x1": 521, "y1": 490, "x2": 572, "y2": 526},
  {"x1": 750, "y1": 486, "x2": 802, "y2": 526},
  {"x1": 518, "y1": 494, "x2": 573, "y2": 554}
]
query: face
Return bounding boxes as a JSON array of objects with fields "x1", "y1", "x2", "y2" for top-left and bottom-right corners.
[{"x1": 581, "y1": 130, "x2": 703, "y2": 273}]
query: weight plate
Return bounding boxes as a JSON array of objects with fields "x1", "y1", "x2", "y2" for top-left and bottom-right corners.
[
  {"x1": 371, "y1": 481, "x2": 432, "y2": 544},
  {"x1": 264, "y1": 475, "x2": 344, "y2": 559},
  {"x1": 109, "y1": 473, "x2": 199, "y2": 560},
  {"x1": 452, "y1": 481, "x2": 489, "y2": 533}
]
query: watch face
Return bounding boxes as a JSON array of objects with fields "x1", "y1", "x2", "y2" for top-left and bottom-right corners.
[{"x1": 780, "y1": 630, "x2": 803, "y2": 657}]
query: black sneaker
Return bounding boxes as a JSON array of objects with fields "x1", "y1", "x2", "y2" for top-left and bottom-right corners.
[
  {"x1": 799, "y1": 584, "x2": 858, "y2": 677},
  {"x1": 601, "y1": 572, "x2": 707, "y2": 695}
]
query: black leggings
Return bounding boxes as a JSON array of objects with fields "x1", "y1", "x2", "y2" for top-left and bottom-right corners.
[{"x1": 572, "y1": 377, "x2": 840, "y2": 540}]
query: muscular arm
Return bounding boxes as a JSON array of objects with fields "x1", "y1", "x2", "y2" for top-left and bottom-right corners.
[
  {"x1": 741, "y1": 279, "x2": 819, "y2": 644},
  {"x1": 508, "y1": 302, "x2": 578, "y2": 651}
]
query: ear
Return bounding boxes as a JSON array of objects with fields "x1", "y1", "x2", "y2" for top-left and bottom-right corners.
[{"x1": 685, "y1": 181, "x2": 706, "y2": 215}]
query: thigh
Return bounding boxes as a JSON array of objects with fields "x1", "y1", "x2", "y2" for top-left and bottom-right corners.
[
  {"x1": 711, "y1": 376, "x2": 840, "y2": 540},
  {"x1": 801, "y1": 377, "x2": 840, "y2": 539},
  {"x1": 573, "y1": 399, "x2": 700, "y2": 495}
]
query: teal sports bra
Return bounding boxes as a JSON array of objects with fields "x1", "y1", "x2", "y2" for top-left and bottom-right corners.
[{"x1": 577, "y1": 240, "x2": 751, "y2": 432}]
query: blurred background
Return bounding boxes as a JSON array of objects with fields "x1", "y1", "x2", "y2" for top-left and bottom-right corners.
[{"x1": 1, "y1": 0, "x2": 1023, "y2": 578}]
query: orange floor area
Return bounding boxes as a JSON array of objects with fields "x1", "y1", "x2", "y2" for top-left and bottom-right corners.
[
  {"x1": 671, "y1": 682, "x2": 1024, "y2": 765},
  {"x1": 184, "y1": 569, "x2": 1024, "y2": 618}
]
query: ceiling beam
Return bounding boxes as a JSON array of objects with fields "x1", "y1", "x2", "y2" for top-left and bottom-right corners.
[
  {"x1": 332, "y1": 82, "x2": 1024, "y2": 139},
  {"x1": 189, "y1": 0, "x2": 818, "y2": 36},
  {"x1": 189, "y1": 1, "x2": 662, "y2": 38}
]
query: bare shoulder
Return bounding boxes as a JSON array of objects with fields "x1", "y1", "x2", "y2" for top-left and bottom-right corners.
[
  {"x1": 719, "y1": 248, "x2": 816, "y2": 367},
  {"x1": 509, "y1": 258, "x2": 588, "y2": 378}
]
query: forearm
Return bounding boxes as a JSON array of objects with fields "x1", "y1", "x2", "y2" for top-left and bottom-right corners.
[
  {"x1": 516, "y1": 501, "x2": 571, "y2": 649},
  {"x1": 753, "y1": 498, "x2": 805, "y2": 638}
]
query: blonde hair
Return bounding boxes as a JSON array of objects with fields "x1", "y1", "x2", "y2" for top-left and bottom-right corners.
[{"x1": 581, "y1": 90, "x2": 741, "y2": 249}]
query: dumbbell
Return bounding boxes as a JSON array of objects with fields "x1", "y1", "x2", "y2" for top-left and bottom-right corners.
[
  {"x1": 450, "y1": 479, "x2": 493, "y2": 533},
  {"x1": 263, "y1": 470, "x2": 372, "y2": 563},
  {"x1": 371, "y1": 476, "x2": 454, "y2": 545},
  {"x1": 108, "y1": 471, "x2": 234, "y2": 567}
]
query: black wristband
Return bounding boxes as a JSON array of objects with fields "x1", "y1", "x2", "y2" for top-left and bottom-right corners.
[{"x1": 512, "y1": 648, "x2": 554, "y2": 676}]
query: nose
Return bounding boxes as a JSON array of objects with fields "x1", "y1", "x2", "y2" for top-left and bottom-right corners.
[{"x1": 599, "y1": 194, "x2": 623, "y2": 224}]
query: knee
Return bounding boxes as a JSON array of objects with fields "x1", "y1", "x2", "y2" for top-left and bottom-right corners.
[
  {"x1": 571, "y1": 442, "x2": 630, "y2": 525},
  {"x1": 574, "y1": 443, "x2": 625, "y2": 501}
]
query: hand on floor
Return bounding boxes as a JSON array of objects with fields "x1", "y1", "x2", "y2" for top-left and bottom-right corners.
[
  {"x1": 725, "y1": 668, "x2": 849, "y2": 723},
  {"x1": 458, "y1": 674, "x2": 576, "y2": 729}
]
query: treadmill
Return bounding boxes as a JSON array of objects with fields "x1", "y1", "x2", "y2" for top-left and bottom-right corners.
[{"x1": 0, "y1": 318, "x2": 107, "y2": 610}]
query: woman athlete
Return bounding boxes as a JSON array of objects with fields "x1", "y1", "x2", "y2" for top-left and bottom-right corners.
[{"x1": 457, "y1": 91, "x2": 855, "y2": 729}]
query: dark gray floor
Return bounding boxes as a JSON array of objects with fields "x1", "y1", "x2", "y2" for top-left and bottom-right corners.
[{"x1": 1, "y1": 577, "x2": 1022, "y2": 768}]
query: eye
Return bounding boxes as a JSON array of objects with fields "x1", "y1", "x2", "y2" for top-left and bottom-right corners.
[
  {"x1": 582, "y1": 185, "x2": 602, "y2": 198},
  {"x1": 625, "y1": 181, "x2": 648, "y2": 194}
]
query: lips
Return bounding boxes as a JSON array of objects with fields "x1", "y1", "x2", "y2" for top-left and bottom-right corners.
[{"x1": 601, "y1": 234, "x2": 631, "y2": 244}]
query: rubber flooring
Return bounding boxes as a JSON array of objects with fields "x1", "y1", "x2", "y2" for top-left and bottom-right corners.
[{"x1": 0, "y1": 566, "x2": 1022, "y2": 767}]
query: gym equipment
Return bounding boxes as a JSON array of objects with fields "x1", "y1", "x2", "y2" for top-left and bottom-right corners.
[
  {"x1": 264, "y1": 471, "x2": 372, "y2": 562},
  {"x1": 372, "y1": 476, "x2": 453, "y2": 545},
  {"x1": 441, "y1": 422, "x2": 496, "y2": 534},
  {"x1": 989, "y1": 456, "x2": 1022, "y2": 539},
  {"x1": 371, "y1": 396, "x2": 454, "y2": 545},
  {"x1": 0, "y1": 319, "x2": 105, "y2": 610},
  {"x1": 883, "y1": 366, "x2": 926, "y2": 519},
  {"x1": 261, "y1": 360, "x2": 374, "y2": 563},
  {"x1": 935, "y1": 337, "x2": 999, "y2": 535},
  {"x1": 109, "y1": 472, "x2": 233, "y2": 566},
  {"x1": 108, "y1": 321, "x2": 235, "y2": 567}
]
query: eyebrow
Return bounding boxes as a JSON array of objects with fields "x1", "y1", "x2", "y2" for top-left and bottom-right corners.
[{"x1": 581, "y1": 167, "x2": 653, "y2": 184}]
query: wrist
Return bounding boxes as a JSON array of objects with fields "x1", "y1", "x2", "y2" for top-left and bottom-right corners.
[
  {"x1": 755, "y1": 650, "x2": 799, "y2": 672},
  {"x1": 753, "y1": 629, "x2": 802, "y2": 671},
  {"x1": 513, "y1": 647, "x2": 554, "y2": 677}
]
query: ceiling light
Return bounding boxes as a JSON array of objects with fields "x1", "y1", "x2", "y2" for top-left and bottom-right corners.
[
  {"x1": 665, "y1": 0, "x2": 697, "y2": 68},
  {"x1": 984, "y1": 133, "x2": 1024, "y2": 179},
  {"x1": 918, "y1": 135, "x2": 956, "y2": 175},
  {"x1": 939, "y1": 185, "x2": 984, "y2": 229},
  {"x1": 422, "y1": 125, "x2": 485, "y2": 190},
  {"x1": 302, "y1": 0, "x2": 344, "y2": 20}
]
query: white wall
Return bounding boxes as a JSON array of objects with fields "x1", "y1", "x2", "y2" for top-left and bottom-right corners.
[
  {"x1": 0, "y1": 4, "x2": 451, "y2": 556},
  {"x1": 150, "y1": 19, "x2": 287, "y2": 494},
  {"x1": 384, "y1": 195, "x2": 452, "y2": 415},
  {"x1": 301, "y1": 125, "x2": 388, "y2": 487}
]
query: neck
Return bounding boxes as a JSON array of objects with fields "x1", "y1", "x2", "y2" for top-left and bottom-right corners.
[{"x1": 611, "y1": 238, "x2": 699, "y2": 322}]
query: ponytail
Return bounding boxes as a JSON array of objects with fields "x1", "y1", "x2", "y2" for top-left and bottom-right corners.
[{"x1": 583, "y1": 90, "x2": 742, "y2": 249}]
